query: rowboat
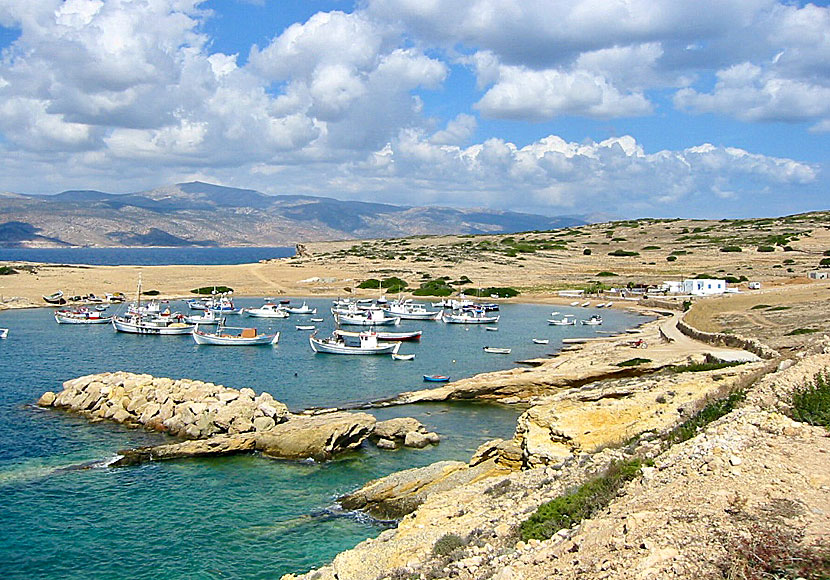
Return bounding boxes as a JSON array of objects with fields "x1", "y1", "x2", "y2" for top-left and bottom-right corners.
[
  {"x1": 442, "y1": 311, "x2": 499, "y2": 324},
  {"x1": 245, "y1": 304, "x2": 290, "y2": 318},
  {"x1": 548, "y1": 317, "x2": 576, "y2": 326},
  {"x1": 423, "y1": 375, "x2": 450, "y2": 382},
  {"x1": 335, "y1": 329, "x2": 422, "y2": 342},
  {"x1": 54, "y1": 308, "x2": 113, "y2": 324},
  {"x1": 483, "y1": 347, "x2": 511, "y2": 354},
  {"x1": 286, "y1": 301, "x2": 317, "y2": 315},
  {"x1": 391, "y1": 353, "x2": 415, "y2": 361},
  {"x1": 532, "y1": 338, "x2": 549, "y2": 344},
  {"x1": 485, "y1": 326, "x2": 499, "y2": 331},
  {"x1": 43, "y1": 291, "x2": 66, "y2": 305},
  {"x1": 193, "y1": 325, "x2": 279, "y2": 346},
  {"x1": 0, "y1": 328, "x2": 8, "y2": 339},
  {"x1": 309, "y1": 331, "x2": 400, "y2": 355},
  {"x1": 296, "y1": 325, "x2": 316, "y2": 331},
  {"x1": 581, "y1": 315, "x2": 603, "y2": 326}
]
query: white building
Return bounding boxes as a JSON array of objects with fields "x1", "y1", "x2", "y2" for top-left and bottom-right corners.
[
  {"x1": 661, "y1": 279, "x2": 727, "y2": 296},
  {"x1": 809, "y1": 271, "x2": 828, "y2": 280}
]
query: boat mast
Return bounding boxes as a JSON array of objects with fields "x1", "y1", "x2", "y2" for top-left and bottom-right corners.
[{"x1": 136, "y1": 272, "x2": 142, "y2": 313}]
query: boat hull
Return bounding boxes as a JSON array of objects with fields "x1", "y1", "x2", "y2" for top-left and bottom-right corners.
[
  {"x1": 193, "y1": 331, "x2": 279, "y2": 345},
  {"x1": 55, "y1": 313, "x2": 113, "y2": 324},
  {"x1": 112, "y1": 318, "x2": 195, "y2": 335},
  {"x1": 442, "y1": 313, "x2": 499, "y2": 324},
  {"x1": 309, "y1": 335, "x2": 400, "y2": 355}
]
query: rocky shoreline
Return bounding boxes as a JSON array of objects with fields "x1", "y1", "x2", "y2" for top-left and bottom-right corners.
[{"x1": 37, "y1": 371, "x2": 440, "y2": 464}]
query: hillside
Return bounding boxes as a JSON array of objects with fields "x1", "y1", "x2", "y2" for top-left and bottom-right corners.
[{"x1": 0, "y1": 182, "x2": 583, "y2": 247}]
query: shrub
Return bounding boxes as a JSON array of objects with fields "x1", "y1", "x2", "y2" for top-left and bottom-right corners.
[
  {"x1": 664, "y1": 390, "x2": 746, "y2": 445},
  {"x1": 481, "y1": 286, "x2": 520, "y2": 298},
  {"x1": 142, "y1": 289, "x2": 160, "y2": 296},
  {"x1": 820, "y1": 258, "x2": 830, "y2": 267},
  {"x1": 583, "y1": 248, "x2": 592, "y2": 255},
  {"x1": 0, "y1": 265, "x2": 17, "y2": 275},
  {"x1": 720, "y1": 246, "x2": 743, "y2": 252},
  {"x1": 789, "y1": 372, "x2": 830, "y2": 428},
  {"x1": 191, "y1": 286, "x2": 233, "y2": 294},
  {"x1": 669, "y1": 361, "x2": 745, "y2": 373},
  {"x1": 608, "y1": 249, "x2": 640, "y2": 257},
  {"x1": 432, "y1": 533, "x2": 467, "y2": 557},
  {"x1": 616, "y1": 357, "x2": 651, "y2": 367},
  {"x1": 757, "y1": 246, "x2": 775, "y2": 252},
  {"x1": 412, "y1": 279, "x2": 453, "y2": 297},
  {"x1": 520, "y1": 459, "x2": 644, "y2": 541},
  {"x1": 596, "y1": 271, "x2": 618, "y2": 277},
  {"x1": 786, "y1": 328, "x2": 820, "y2": 336},
  {"x1": 641, "y1": 245, "x2": 660, "y2": 250},
  {"x1": 751, "y1": 304, "x2": 771, "y2": 310},
  {"x1": 666, "y1": 255, "x2": 677, "y2": 262}
]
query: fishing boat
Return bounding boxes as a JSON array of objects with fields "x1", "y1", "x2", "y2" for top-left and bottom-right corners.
[
  {"x1": 483, "y1": 347, "x2": 512, "y2": 354},
  {"x1": 286, "y1": 301, "x2": 317, "y2": 315},
  {"x1": 42, "y1": 291, "x2": 66, "y2": 305},
  {"x1": 112, "y1": 276, "x2": 195, "y2": 335},
  {"x1": 296, "y1": 325, "x2": 316, "y2": 331},
  {"x1": 54, "y1": 308, "x2": 113, "y2": 324},
  {"x1": 382, "y1": 301, "x2": 441, "y2": 320},
  {"x1": 532, "y1": 338, "x2": 549, "y2": 344},
  {"x1": 192, "y1": 324, "x2": 279, "y2": 346},
  {"x1": 442, "y1": 311, "x2": 499, "y2": 324},
  {"x1": 548, "y1": 316, "x2": 577, "y2": 326},
  {"x1": 581, "y1": 315, "x2": 603, "y2": 326},
  {"x1": 208, "y1": 296, "x2": 242, "y2": 315},
  {"x1": 423, "y1": 375, "x2": 450, "y2": 382},
  {"x1": 245, "y1": 303, "x2": 290, "y2": 318},
  {"x1": 184, "y1": 310, "x2": 220, "y2": 325},
  {"x1": 309, "y1": 331, "x2": 400, "y2": 355},
  {"x1": 0, "y1": 328, "x2": 8, "y2": 339},
  {"x1": 186, "y1": 299, "x2": 208, "y2": 311},
  {"x1": 391, "y1": 353, "x2": 415, "y2": 361},
  {"x1": 335, "y1": 329, "x2": 422, "y2": 342},
  {"x1": 334, "y1": 311, "x2": 400, "y2": 326}
]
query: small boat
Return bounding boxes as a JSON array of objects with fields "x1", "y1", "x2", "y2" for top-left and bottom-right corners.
[
  {"x1": 186, "y1": 299, "x2": 208, "y2": 311},
  {"x1": 334, "y1": 311, "x2": 400, "y2": 326},
  {"x1": 423, "y1": 375, "x2": 450, "y2": 382},
  {"x1": 548, "y1": 316, "x2": 576, "y2": 326},
  {"x1": 570, "y1": 301, "x2": 580, "y2": 306},
  {"x1": 483, "y1": 347, "x2": 512, "y2": 354},
  {"x1": 95, "y1": 305, "x2": 108, "y2": 311},
  {"x1": 43, "y1": 291, "x2": 66, "y2": 305},
  {"x1": 485, "y1": 326, "x2": 499, "y2": 331},
  {"x1": 185, "y1": 310, "x2": 220, "y2": 325},
  {"x1": 309, "y1": 331, "x2": 400, "y2": 355},
  {"x1": 383, "y1": 302, "x2": 442, "y2": 320},
  {"x1": 391, "y1": 353, "x2": 415, "y2": 361},
  {"x1": 54, "y1": 308, "x2": 113, "y2": 324},
  {"x1": 581, "y1": 301, "x2": 591, "y2": 307},
  {"x1": 245, "y1": 304, "x2": 290, "y2": 318},
  {"x1": 442, "y1": 311, "x2": 499, "y2": 324},
  {"x1": 286, "y1": 301, "x2": 317, "y2": 315},
  {"x1": 209, "y1": 297, "x2": 242, "y2": 315},
  {"x1": 296, "y1": 325, "x2": 316, "y2": 331},
  {"x1": 581, "y1": 315, "x2": 603, "y2": 326},
  {"x1": 336, "y1": 329, "x2": 422, "y2": 342},
  {"x1": 532, "y1": 338, "x2": 549, "y2": 344},
  {"x1": 193, "y1": 324, "x2": 279, "y2": 346},
  {"x1": 310, "y1": 317, "x2": 324, "y2": 322},
  {"x1": 112, "y1": 275, "x2": 195, "y2": 335},
  {"x1": 0, "y1": 328, "x2": 8, "y2": 339},
  {"x1": 279, "y1": 299, "x2": 291, "y2": 304}
]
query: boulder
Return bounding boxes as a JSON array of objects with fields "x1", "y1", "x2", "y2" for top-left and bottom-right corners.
[
  {"x1": 403, "y1": 431, "x2": 431, "y2": 449},
  {"x1": 37, "y1": 391, "x2": 56, "y2": 407},
  {"x1": 376, "y1": 438, "x2": 397, "y2": 450},
  {"x1": 374, "y1": 417, "x2": 426, "y2": 441},
  {"x1": 253, "y1": 416, "x2": 276, "y2": 432},
  {"x1": 255, "y1": 412, "x2": 376, "y2": 461}
]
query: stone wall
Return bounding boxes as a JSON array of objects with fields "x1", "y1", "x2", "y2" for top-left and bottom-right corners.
[{"x1": 676, "y1": 318, "x2": 779, "y2": 359}]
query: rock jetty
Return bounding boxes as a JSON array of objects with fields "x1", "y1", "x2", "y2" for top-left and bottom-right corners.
[{"x1": 38, "y1": 371, "x2": 439, "y2": 464}]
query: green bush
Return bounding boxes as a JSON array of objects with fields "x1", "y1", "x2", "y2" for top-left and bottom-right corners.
[
  {"x1": 720, "y1": 246, "x2": 743, "y2": 253},
  {"x1": 596, "y1": 271, "x2": 618, "y2": 277},
  {"x1": 358, "y1": 278, "x2": 381, "y2": 289},
  {"x1": 608, "y1": 249, "x2": 640, "y2": 257},
  {"x1": 583, "y1": 248, "x2": 592, "y2": 255},
  {"x1": 666, "y1": 255, "x2": 677, "y2": 262},
  {"x1": 520, "y1": 459, "x2": 644, "y2": 541},
  {"x1": 481, "y1": 286, "x2": 520, "y2": 298},
  {"x1": 142, "y1": 289, "x2": 160, "y2": 296},
  {"x1": 616, "y1": 357, "x2": 651, "y2": 367},
  {"x1": 0, "y1": 265, "x2": 17, "y2": 275},
  {"x1": 757, "y1": 246, "x2": 775, "y2": 252},
  {"x1": 820, "y1": 258, "x2": 830, "y2": 267},
  {"x1": 751, "y1": 304, "x2": 771, "y2": 310},
  {"x1": 412, "y1": 279, "x2": 453, "y2": 296},
  {"x1": 789, "y1": 372, "x2": 830, "y2": 428},
  {"x1": 669, "y1": 361, "x2": 745, "y2": 373},
  {"x1": 785, "y1": 328, "x2": 819, "y2": 336},
  {"x1": 665, "y1": 390, "x2": 746, "y2": 445},
  {"x1": 641, "y1": 245, "x2": 660, "y2": 250},
  {"x1": 432, "y1": 533, "x2": 467, "y2": 557},
  {"x1": 191, "y1": 286, "x2": 233, "y2": 294}
]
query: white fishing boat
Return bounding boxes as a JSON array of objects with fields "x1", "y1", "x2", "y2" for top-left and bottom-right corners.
[
  {"x1": 483, "y1": 347, "x2": 511, "y2": 354},
  {"x1": 43, "y1": 290, "x2": 66, "y2": 305},
  {"x1": 245, "y1": 303, "x2": 290, "y2": 318},
  {"x1": 296, "y1": 325, "x2": 316, "y2": 331},
  {"x1": 185, "y1": 310, "x2": 220, "y2": 325},
  {"x1": 54, "y1": 308, "x2": 113, "y2": 324},
  {"x1": 334, "y1": 311, "x2": 400, "y2": 326},
  {"x1": 309, "y1": 331, "x2": 400, "y2": 355},
  {"x1": 112, "y1": 275, "x2": 195, "y2": 335},
  {"x1": 310, "y1": 317, "x2": 324, "y2": 322},
  {"x1": 208, "y1": 296, "x2": 242, "y2": 315},
  {"x1": 382, "y1": 301, "x2": 441, "y2": 320},
  {"x1": 581, "y1": 301, "x2": 591, "y2": 307},
  {"x1": 570, "y1": 301, "x2": 580, "y2": 306},
  {"x1": 548, "y1": 316, "x2": 577, "y2": 326},
  {"x1": 532, "y1": 338, "x2": 549, "y2": 344},
  {"x1": 286, "y1": 301, "x2": 317, "y2": 315},
  {"x1": 186, "y1": 299, "x2": 208, "y2": 311},
  {"x1": 193, "y1": 324, "x2": 279, "y2": 346},
  {"x1": 442, "y1": 311, "x2": 499, "y2": 324},
  {"x1": 335, "y1": 329, "x2": 422, "y2": 342},
  {"x1": 581, "y1": 315, "x2": 603, "y2": 326},
  {"x1": 391, "y1": 353, "x2": 415, "y2": 361},
  {"x1": 0, "y1": 328, "x2": 8, "y2": 339}
]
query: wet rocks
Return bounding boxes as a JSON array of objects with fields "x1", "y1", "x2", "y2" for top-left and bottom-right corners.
[{"x1": 373, "y1": 417, "x2": 440, "y2": 449}]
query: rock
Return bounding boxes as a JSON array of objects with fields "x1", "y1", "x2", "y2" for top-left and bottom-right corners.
[
  {"x1": 253, "y1": 416, "x2": 276, "y2": 432},
  {"x1": 256, "y1": 412, "x2": 376, "y2": 461},
  {"x1": 374, "y1": 417, "x2": 426, "y2": 441},
  {"x1": 376, "y1": 438, "x2": 397, "y2": 450},
  {"x1": 112, "y1": 435, "x2": 257, "y2": 467},
  {"x1": 403, "y1": 431, "x2": 431, "y2": 448},
  {"x1": 37, "y1": 391, "x2": 56, "y2": 406}
]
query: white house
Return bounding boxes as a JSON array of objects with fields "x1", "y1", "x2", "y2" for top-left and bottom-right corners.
[
  {"x1": 809, "y1": 271, "x2": 828, "y2": 280},
  {"x1": 683, "y1": 279, "x2": 726, "y2": 296}
]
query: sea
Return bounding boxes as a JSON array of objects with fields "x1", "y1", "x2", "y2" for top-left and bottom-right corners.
[
  {"x1": 0, "y1": 249, "x2": 648, "y2": 579},
  {"x1": 0, "y1": 246, "x2": 295, "y2": 266}
]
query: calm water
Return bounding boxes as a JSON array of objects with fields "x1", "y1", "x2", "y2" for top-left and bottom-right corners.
[
  {"x1": 0, "y1": 246, "x2": 294, "y2": 266},
  {"x1": 0, "y1": 299, "x2": 647, "y2": 579}
]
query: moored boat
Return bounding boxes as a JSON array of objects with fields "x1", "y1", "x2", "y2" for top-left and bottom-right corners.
[
  {"x1": 193, "y1": 325, "x2": 279, "y2": 346},
  {"x1": 334, "y1": 311, "x2": 400, "y2": 326},
  {"x1": 245, "y1": 303, "x2": 290, "y2": 318},
  {"x1": 286, "y1": 301, "x2": 317, "y2": 315},
  {"x1": 382, "y1": 301, "x2": 441, "y2": 320},
  {"x1": 442, "y1": 311, "x2": 499, "y2": 324},
  {"x1": 391, "y1": 353, "x2": 415, "y2": 361},
  {"x1": 581, "y1": 315, "x2": 603, "y2": 326},
  {"x1": 309, "y1": 331, "x2": 400, "y2": 355},
  {"x1": 423, "y1": 374, "x2": 450, "y2": 382},
  {"x1": 43, "y1": 291, "x2": 66, "y2": 305},
  {"x1": 54, "y1": 308, "x2": 113, "y2": 324},
  {"x1": 548, "y1": 316, "x2": 576, "y2": 326},
  {"x1": 483, "y1": 346, "x2": 511, "y2": 354},
  {"x1": 0, "y1": 328, "x2": 8, "y2": 339},
  {"x1": 532, "y1": 338, "x2": 549, "y2": 344},
  {"x1": 335, "y1": 329, "x2": 422, "y2": 342},
  {"x1": 184, "y1": 310, "x2": 220, "y2": 325}
]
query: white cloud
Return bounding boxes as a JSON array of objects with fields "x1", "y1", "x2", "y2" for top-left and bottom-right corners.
[{"x1": 431, "y1": 113, "x2": 477, "y2": 145}]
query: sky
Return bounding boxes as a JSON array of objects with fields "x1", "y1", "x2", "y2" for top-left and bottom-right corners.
[{"x1": 0, "y1": 0, "x2": 828, "y2": 219}]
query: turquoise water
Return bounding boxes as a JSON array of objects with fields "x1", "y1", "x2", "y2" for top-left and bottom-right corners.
[{"x1": 0, "y1": 300, "x2": 647, "y2": 579}]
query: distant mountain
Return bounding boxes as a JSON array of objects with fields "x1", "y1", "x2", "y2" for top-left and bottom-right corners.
[{"x1": 0, "y1": 182, "x2": 585, "y2": 248}]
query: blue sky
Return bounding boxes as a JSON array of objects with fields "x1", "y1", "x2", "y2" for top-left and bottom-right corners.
[{"x1": 0, "y1": 0, "x2": 827, "y2": 219}]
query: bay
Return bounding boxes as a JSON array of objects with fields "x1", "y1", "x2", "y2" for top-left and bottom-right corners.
[
  {"x1": 0, "y1": 298, "x2": 647, "y2": 579},
  {"x1": 0, "y1": 246, "x2": 295, "y2": 266}
]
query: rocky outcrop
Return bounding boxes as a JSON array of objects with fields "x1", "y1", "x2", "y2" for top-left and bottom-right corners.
[
  {"x1": 38, "y1": 372, "x2": 383, "y2": 463},
  {"x1": 372, "y1": 417, "x2": 440, "y2": 449}
]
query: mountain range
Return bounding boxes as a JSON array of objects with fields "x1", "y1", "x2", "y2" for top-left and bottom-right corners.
[{"x1": 0, "y1": 181, "x2": 585, "y2": 248}]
